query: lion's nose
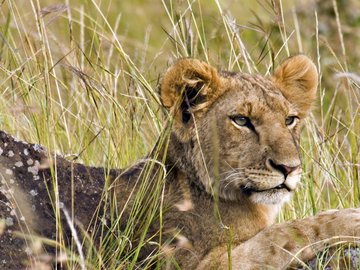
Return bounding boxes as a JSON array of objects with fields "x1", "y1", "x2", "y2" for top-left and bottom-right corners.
[{"x1": 267, "y1": 159, "x2": 300, "y2": 177}]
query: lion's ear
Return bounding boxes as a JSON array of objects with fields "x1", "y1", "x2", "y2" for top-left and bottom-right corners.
[
  {"x1": 160, "y1": 58, "x2": 220, "y2": 125},
  {"x1": 272, "y1": 55, "x2": 318, "y2": 117}
]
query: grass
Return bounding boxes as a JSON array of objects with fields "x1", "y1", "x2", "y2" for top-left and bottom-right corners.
[{"x1": 0, "y1": 0, "x2": 359, "y2": 269}]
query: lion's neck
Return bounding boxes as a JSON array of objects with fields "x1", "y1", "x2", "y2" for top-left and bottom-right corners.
[
  {"x1": 191, "y1": 183, "x2": 279, "y2": 242},
  {"x1": 164, "y1": 133, "x2": 281, "y2": 243},
  {"x1": 167, "y1": 168, "x2": 280, "y2": 246}
]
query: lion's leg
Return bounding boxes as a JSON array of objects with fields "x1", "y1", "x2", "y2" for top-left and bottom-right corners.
[{"x1": 197, "y1": 208, "x2": 360, "y2": 270}]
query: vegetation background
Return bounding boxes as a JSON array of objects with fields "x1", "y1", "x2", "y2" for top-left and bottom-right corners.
[{"x1": 0, "y1": 0, "x2": 359, "y2": 269}]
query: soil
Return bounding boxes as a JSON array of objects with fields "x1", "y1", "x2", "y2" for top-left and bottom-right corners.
[{"x1": 0, "y1": 130, "x2": 120, "y2": 269}]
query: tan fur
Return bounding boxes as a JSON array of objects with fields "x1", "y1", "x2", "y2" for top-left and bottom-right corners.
[
  {"x1": 198, "y1": 208, "x2": 360, "y2": 269},
  {"x1": 161, "y1": 57, "x2": 310, "y2": 204},
  {"x1": 160, "y1": 58, "x2": 223, "y2": 141},
  {"x1": 272, "y1": 55, "x2": 318, "y2": 117},
  {"x1": 113, "y1": 56, "x2": 359, "y2": 269}
]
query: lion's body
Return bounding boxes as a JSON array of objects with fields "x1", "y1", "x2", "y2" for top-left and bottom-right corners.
[
  {"x1": 111, "y1": 55, "x2": 339, "y2": 268},
  {"x1": 115, "y1": 160, "x2": 276, "y2": 268},
  {"x1": 110, "y1": 56, "x2": 360, "y2": 269}
]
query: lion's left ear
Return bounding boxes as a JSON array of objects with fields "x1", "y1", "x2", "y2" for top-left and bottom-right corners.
[{"x1": 272, "y1": 55, "x2": 318, "y2": 117}]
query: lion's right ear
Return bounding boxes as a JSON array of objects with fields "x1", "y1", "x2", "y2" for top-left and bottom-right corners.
[{"x1": 160, "y1": 59, "x2": 220, "y2": 140}]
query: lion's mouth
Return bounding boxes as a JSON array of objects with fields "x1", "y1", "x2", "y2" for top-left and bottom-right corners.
[
  {"x1": 274, "y1": 183, "x2": 291, "y2": 191},
  {"x1": 242, "y1": 183, "x2": 291, "y2": 194}
]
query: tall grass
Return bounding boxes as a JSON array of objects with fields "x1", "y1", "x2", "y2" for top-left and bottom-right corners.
[{"x1": 0, "y1": 0, "x2": 359, "y2": 269}]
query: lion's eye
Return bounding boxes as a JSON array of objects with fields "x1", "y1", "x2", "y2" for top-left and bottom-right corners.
[
  {"x1": 285, "y1": 116, "x2": 298, "y2": 127},
  {"x1": 230, "y1": 116, "x2": 255, "y2": 131},
  {"x1": 231, "y1": 116, "x2": 248, "y2": 126}
]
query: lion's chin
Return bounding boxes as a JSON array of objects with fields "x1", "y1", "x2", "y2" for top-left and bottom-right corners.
[
  {"x1": 248, "y1": 189, "x2": 292, "y2": 205},
  {"x1": 218, "y1": 185, "x2": 292, "y2": 204}
]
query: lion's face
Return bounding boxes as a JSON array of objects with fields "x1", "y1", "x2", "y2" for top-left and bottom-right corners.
[
  {"x1": 193, "y1": 74, "x2": 303, "y2": 204},
  {"x1": 161, "y1": 56, "x2": 317, "y2": 205}
]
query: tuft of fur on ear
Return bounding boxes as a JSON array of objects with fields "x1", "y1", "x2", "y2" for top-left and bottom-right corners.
[
  {"x1": 272, "y1": 55, "x2": 318, "y2": 118},
  {"x1": 160, "y1": 58, "x2": 221, "y2": 141}
]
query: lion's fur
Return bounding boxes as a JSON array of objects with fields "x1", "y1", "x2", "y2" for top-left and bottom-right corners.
[{"x1": 114, "y1": 55, "x2": 321, "y2": 268}]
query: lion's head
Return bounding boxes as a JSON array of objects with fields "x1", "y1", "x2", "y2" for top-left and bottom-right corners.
[{"x1": 160, "y1": 56, "x2": 317, "y2": 205}]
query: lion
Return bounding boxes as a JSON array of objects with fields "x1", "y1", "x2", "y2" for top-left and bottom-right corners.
[
  {"x1": 111, "y1": 55, "x2": 360, "y2": 269},
  {"x1": 0, "y1": 55, "x2": 359, "y2": 269}
]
